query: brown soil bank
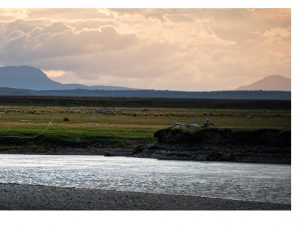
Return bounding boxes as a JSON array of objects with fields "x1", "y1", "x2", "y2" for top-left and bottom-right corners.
[{"x1": 133, "y1": 128, "x2": 291, "y2": 164}]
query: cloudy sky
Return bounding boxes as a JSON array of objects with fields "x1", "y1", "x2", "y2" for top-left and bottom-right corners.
[{"x1": 0, "y1": 9, "x2": 290, "y2": 91}]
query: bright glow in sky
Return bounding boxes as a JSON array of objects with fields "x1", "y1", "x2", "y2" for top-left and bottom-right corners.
[{"x1": 0, "y1": 9, "x2": 291, "y2": 91}]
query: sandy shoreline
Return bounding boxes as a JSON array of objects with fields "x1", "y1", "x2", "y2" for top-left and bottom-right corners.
[{"x1": 0, "y1": 183, "x2": 290, "y2": 210}]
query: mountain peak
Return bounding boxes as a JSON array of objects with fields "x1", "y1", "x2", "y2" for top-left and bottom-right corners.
[
  {"x1": 237, "y1": 75, "x2": 291, "y2": 91},
  {"x1": 0, "y1": 65, "x2": 133, "y2": 91},
  {"x1": 0, "y1": 65, "x2": 50, "y2": 79},
  {"x1": 0, "y1": 65, "x2": 60, "y2": 90},
  {"x1": 1, "y1": 65, "x2": 41, "y2": 72}
]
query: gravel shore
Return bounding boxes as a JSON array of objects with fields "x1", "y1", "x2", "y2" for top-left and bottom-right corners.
[{"x1": 0, "y1": 183, "x2": 290, "y2": 210}]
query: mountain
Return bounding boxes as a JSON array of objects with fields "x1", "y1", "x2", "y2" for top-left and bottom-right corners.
[
  {"x1": 0, "y1": 66, "x2": 291, "y2": 99},
  {"x1": 0, "y1": 66, "x2": 134, "y2": 91},
  {"x1": 237, "y1": 75, "x2": 291, "y2": 91}
]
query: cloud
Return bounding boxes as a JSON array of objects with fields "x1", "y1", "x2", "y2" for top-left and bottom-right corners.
[
  {"x1": 43, "y1": 69, "x2": 66, "y2": 78},
  {"x1": 0, "y1": 9, "x2": 29, "y2": 21},
  {"x1": 28, "y1": 9, "x2": 113, "y2": 20},
  {"x1": 0, "y1": 20, "x2": 138, "y2": 62},
  {"x1": 262, "y1": 27, "x2": 290, "y2": 43},
  {"x1": 0, "y1": 8, "x2": 291, "y2": 91}
]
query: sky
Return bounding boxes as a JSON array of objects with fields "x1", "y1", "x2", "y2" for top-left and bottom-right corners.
[{"x1": 0, "y1": 8, "x2": 291, "y2": 91}]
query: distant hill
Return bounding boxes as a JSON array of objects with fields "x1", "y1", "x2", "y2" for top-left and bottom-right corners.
[
  {"x1": 0, "y1": 87, "x2": 291, "y2": 100},
  {"x1": 238, "y1": 75, "x2": 291, "y2": 91},
  {"x1": 0, "y1": 66, "x2": 291, "y2": 99},
  {"x1": 0, "y1": 66, "x2": 134, "y2": 91}
]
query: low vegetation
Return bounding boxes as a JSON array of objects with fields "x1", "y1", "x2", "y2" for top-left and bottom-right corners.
[{"x1": 0, "y1": 97, "x2": 290, "y2": 152}]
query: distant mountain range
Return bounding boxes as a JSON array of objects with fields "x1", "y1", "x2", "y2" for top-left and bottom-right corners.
[
  {"x1": 0, "y1": 87, "x2": 291, "y2": 100},
  {"x1": 0, "y1": 66, "x2": 134, "y2": 91},
  {"x1": 237, "y1": 75, "x2": 291, "y2": 91},
  {"x1": 0, "y1": 66, "x2": 291, "y2": 100}
]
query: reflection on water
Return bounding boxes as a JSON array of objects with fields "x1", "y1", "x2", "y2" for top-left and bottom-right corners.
[{"x1": 0, "y1": 154, "x2": 290, "y2": 203}]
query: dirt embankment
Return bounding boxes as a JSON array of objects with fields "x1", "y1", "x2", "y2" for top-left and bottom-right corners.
[
  {"x1": 0, "y1": 128, "x2": 291, "y2": 164},
  {"x1": 132, "y1": 128, "x2": 291, "y2": 164}
]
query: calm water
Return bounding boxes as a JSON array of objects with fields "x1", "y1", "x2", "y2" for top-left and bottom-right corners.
[{"x1": 0, "y1": 154, "x2": 290, "y2": 204}]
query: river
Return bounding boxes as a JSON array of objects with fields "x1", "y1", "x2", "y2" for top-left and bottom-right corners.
[{"x1": 0, "y1": 154, "x2": 290, "y2": 204}]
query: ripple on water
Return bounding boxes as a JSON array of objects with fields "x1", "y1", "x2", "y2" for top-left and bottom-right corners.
[{"x1": 0, "y1": 154, "x2": 291, "y2": 204}]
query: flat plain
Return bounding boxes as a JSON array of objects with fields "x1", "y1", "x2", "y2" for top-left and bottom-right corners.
[{"x1": 0, "y1": 96, "x2": 291, "y2": 150}]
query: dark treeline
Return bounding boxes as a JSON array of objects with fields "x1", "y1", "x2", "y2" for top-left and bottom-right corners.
[
  {"x1": 0, "y1": 95, "x2": 291, "y2": 110},
  {"x1": 0, "y1": 87, "x2": 291, "y2": 100}
]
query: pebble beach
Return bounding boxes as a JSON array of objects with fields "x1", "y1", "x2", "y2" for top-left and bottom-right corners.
[{"x1": 0, "y1": 183, "x2": 290, "y2": 210}]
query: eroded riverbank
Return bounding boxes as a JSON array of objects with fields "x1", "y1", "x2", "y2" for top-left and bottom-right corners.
[
  {"x1": 134, "y1": 128, "x2": 291, "y2": 164},
  {"x1": 0, "y1": 128, "x2": 291, "y2": 164}
]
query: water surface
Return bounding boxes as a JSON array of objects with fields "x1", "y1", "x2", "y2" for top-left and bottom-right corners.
[{"x1": 0, "y1": 154, "x2": 290, "y2": 203}]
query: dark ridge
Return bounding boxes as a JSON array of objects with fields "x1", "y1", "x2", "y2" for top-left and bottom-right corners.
[
  {"x1": 0, "y1": 96, "x2": 291, "y2": 109},
  {"x1": 0, "y1": 86, "x2": 291, "y2": 100}
]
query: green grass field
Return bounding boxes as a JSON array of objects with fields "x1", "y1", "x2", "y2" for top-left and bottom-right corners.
[{"x1": 0, "y1": 104, "x2": 291, "y2": 148}]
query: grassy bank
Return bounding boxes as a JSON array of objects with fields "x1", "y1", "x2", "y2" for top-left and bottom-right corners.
[
  {"x1": 0, "y1": 126, "x2": 155, "y2": 149},
  {"x1": 0, "y1": 126, "x2": 153, "y2": 148},
  {"x1": 0, "y1": 100, "x2": 291, "y2": 151}
]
